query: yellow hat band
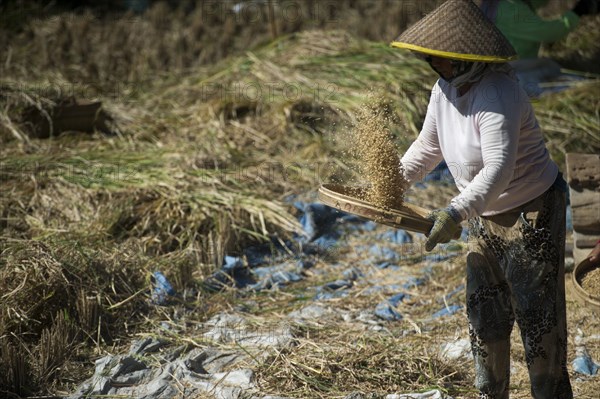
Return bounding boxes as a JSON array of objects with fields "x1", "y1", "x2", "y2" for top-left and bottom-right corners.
[{"x1": 390, "y1": 42, "x2": 517, "y2": 63}]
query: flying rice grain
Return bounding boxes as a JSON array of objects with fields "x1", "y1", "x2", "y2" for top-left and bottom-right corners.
[{"x1": 350, "y1": 98, "x2": 409, "y2": 210}]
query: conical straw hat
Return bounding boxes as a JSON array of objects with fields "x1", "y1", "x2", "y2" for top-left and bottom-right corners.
[{"x1": 391, "y1": 0, "x2": 517, "y2": 63}]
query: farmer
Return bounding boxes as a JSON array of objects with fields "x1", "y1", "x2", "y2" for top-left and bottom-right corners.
[
  {"x1": 482, "y1": 0, "x2": 599, "y2": 96},
  {"x1": 391, "y1": 0, "x2": 571, "y2": 398}
]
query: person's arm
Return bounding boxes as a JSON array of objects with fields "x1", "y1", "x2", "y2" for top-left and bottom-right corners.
[
  {"x1": 449, "y1": 85, "x2": 521, "y2": 220},
  {"x1": 588, "y1": 240, "x2": 600, "y2": 266},
  {"x1": 400, "y1": 88, "x2": 444, "y2": 183}
]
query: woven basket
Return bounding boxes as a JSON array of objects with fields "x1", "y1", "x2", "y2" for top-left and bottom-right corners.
[
  {"x1": 391, "y1": 0, "x2": 516, "y2": 62},
  {"x1": 318, "y1": 184, "x2": 433, "y2": 234},
  {"x1": 571, "y1": 258, "x2": 600, "y2": 313}
]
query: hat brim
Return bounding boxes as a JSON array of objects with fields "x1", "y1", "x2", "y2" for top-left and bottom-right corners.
[{"x1": 391, "y1": 41, "x2": 517, "y2": 63}]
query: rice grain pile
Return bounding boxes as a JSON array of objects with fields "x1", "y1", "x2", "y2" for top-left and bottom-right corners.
[
  {"x1": 350, "y1": 98, "x2": 409, "y2": 210},
  {"x1": 581, "y1": 267, "x2": 600, "y2": 296}
]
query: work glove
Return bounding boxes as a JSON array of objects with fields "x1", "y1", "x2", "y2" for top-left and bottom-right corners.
[
  {"x1": 572, "y1": 0, "x2": 599, "y2": 16},
  {"x1": 425, "y1": 207, "x2": 463, "y2": 252}
]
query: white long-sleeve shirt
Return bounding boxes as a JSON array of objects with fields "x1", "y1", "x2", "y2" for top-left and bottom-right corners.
[{"x1": 401, "y1": 70, "x2": 558, "y2": 219}]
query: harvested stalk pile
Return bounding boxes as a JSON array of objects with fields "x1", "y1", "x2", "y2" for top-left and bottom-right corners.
[{"x1": 350, "y1": 98, "x2": 409, "y2": 210}]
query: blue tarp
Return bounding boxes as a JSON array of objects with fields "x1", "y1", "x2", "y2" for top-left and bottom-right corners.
[
  {"x1": 424, "y1": 252, "x2": 460, "y2": 263},
  {"x1": 200, "y1": 198, "x2": 468, "y2": 319},
  {"x1": 375, "y1": 302, "x2": 403, "y2": 321},
  {"x1": 314, "y1": 279, "x2": 353, "y2": 300},
  {"x1": 295, "y1": 202, "x2": 342, "y2": 243},
  {"x1": 374, "y1": 293, "x2": 409, "y2": 321},
  {"x1": 204, "y1": 201, "x2": 368, "y2": 291},
  {"x1": 438, "y1": 284, "x2": 465, "y2": 303},
  {"x1": 151, "y1": 271, "x2": 176, "y2": 305},
  {"x1": 388, "y1": 292, "x2": 410, "y2": 306},
  {"x1": 249, "y1": 264, "x2": 303, "y2": 289},
  {"x1": 420, "y1": 161, "x2": 455, "y2": 185},
  {"x1": 378, "y1": 229, "x2": 412, "y2": 244},
  {"x1": 375, "y1": 261, "x2": 400, "y2": 271},
  {"x1": 369, "y1": 245, "x2": 401, "y2": 261},
  {"x1": 403, "y1": 276, "x2": 428, "y2": 289},
  {"x1": 343, "y1": 267, "x2": 364, "y2": 281},
  {"x1": 323, "y1": 279, "x2": 353, "y2": 291},
  {"x1": 363, "y1": 284, "x2": 403, "y2": 295},
  {"x1": 431, "y1": 304, "x2": 463, "y2": 319},
  {"x1": 572, "y1": 353, "x2": 599, "y2": 376}
]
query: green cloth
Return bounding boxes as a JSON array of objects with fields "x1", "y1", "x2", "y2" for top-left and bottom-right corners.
[{"x1": 495, "y1": 0, "x2": 579, "y2": 59}]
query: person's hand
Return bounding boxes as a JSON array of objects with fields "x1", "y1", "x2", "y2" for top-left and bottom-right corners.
[
  {"x1": 587, "y1": 242, "x2": 600, "y2": 267},
  {"x1": 572, "y1": 0, "x2": 599, "y2": 16},
  {"x1": 425, "y1": 207, "x2": 463, "y2": 252}
]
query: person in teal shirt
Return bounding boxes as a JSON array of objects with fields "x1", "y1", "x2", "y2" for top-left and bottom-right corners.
[
  {"x1": 483, "y1": 0, "x2": 599, "y2": 96},
  {"x1": 495, "y1": 0, "x2": 583, "y2": 59}
]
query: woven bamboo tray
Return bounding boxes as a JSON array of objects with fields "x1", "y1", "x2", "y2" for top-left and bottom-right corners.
[
  {"x1": 318, "y1": 184, "x2": 433, "y2": 234},
  {"x1": 572, "y1": 258, "x2": 600, "y2": 313}
]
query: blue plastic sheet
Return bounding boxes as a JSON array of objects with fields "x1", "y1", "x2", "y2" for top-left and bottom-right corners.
[
  {"x1": 343, "y1": 267, "x2": 364, "y2": 281},
  {"x1": 297, "y1": 259, "x2": 314, "y2": 269},
  {"x1": 248, "y1": 270, "x2": 303, "y2": 291},
  {"x1": 244, "y1": 244, "x2": 277, "y2": 267},
  {"x1": 572, "y1": 353, "x2": 599, "y2": 376},
  {"x1": 314, "y1": 279, "x2": 353, "y2": 300},
  {"x1": 223, "y1": 256, "x2": 244, "y2": 272},
  {"x1": 362, "y1": 284, "x2": 403, "y2": 296},
  {"x1": 424, "y1": 161, "x2": 454, "y2": 183},
  {"x1": 375, "y1": 302, "x2": 403, "y2": 321},
  {"x1": 374, "y1": 293, "x2": 409, "y2": 321},
  {"x1": 243, "y1": 238, "x2": 300, "y2": 268},
  {"x1": 378, "y1": 229, "x2": 412, "y2": 244},
  {"x1": 323, "y1": 280, "x2": 353, "y2": 290},
  {"x1": 204, "y1": 256, "x2": 254, "y2": 291},
  {"x1": 359, "y1": 221, "x2": 378, "y2": 232},
  {"x1": 314, "y1": 291, "x2": 349, "y2": 300},
  {"x1": 203, "y1": 199, "x2": 443, "y2": 300},
  {"x1": 460, "y1": 227, "x2": 469, "y2": 241},
  {"x1": 251, "y1": 265, "x2": 297, "y2": 280},
  {"x1": 204, "y1": 200, "x2": 356, "y2": 291},
  {"x1": 151, "y1": 271, "x2": 176, "y2": 305},
  {"x1": 431, "y1": 304, "x2": 463, "y2": 319},
  {"x1": 295, "y1": 202, "x2": 342, "y2": 242},
  {"x1": 375, "y1": 261, "x2": 400, "y2": 271},
  {"x1": 388, "y1": 292, "x2": 409, "y2": 306},
  {"x1": 247, "y1": 258, "x2": 314, "y2": 291},
  {"x1": 402, "y1": 276, "x2": 427, "y2": 289},
  {"x1": 424, "y1": 252, "x2": 459, "y2": 263},
  {"x1": 369, "y1": 245, "x2": 400, "y2": 261},
  {"x1": 311, "y1": 234, "x2": 340, "y2": 250},
  {"x1": 438, "y1": 284, "x2": 465, "y2": 303},
  {"x1": 411, "y1": 162, "x2": 455, "y2": 190}
]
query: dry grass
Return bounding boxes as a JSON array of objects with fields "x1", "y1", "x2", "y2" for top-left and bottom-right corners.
[
  {"x1": 0, "y1": 2, "x2": 599, "y2": 396},
  {"x1": 533, "y1": 81, "x2": 600, "y2": 169},
  {"x1": 255, "y1": 325, "x2": 471, "y2": 397},
  {"x1": 0, "y1": 1, "x2": 442, "y2": 84},
  {"x1": 541, "y1": 13, "x2": 600, "y2": 74},
  {"x1": 0, "y1": 238, "x2": 143, "y2": 394},
  {"x1": 36, "y1": 312, "x2": 78, "y2": 388}
]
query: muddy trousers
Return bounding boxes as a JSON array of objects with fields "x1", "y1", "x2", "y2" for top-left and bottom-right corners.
[{"x1": 466, "y1": 178, "x2": 572, "y2": 399}]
